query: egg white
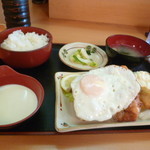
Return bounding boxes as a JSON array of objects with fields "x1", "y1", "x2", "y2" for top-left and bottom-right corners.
[{"x1": 71, "y1": 65, "x2": 140, "y2": 122}]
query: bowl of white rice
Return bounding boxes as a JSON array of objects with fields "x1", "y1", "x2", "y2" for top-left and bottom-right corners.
[{"x1": 0, "y1": 26, "x2": 52, "y2": 68}]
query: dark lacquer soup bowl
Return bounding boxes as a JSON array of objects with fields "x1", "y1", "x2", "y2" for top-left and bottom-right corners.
[{"x1": 106, "y1": 34, "x2": 150, "y2": 65}]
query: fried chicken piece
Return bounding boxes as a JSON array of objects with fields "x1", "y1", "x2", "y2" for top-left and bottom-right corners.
[
  {"x1": 113, "y1": 96, "x2": 142, "y2": 122},
  {"x1": 121, "y1": 65, "x2": 128, "y2": 69},
  {"x1": 139, "y1": 87, "x2": 150, "y2": 109}
]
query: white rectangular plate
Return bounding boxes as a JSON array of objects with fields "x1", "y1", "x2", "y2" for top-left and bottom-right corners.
[{"x1": 55, "y1": 71, "x2": 150, "y2": 133}]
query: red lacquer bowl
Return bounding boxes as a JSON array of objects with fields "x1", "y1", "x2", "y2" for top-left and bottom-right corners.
[
  {"x1": 106, "y1": 34, "x2": 150, "y2": 64},
  {"x1": 0, "y1": 65, "x2": 44, "y2": 129},
  {"x1": 0, "y1": 26, "x2": 52, "y2": 68}
]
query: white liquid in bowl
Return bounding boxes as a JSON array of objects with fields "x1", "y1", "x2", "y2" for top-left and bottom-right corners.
[{"x1": 0, "y1": 84, "x2": 38, "y2": 125}]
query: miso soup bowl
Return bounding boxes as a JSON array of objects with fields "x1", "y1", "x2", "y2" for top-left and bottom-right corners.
[
  {"x1": 0, "y1": 65, "x2": 44, "y2": 129},
  {"x1": 106, "y1": 34, "x2": 150, "y2": 64},
  {"x1": 0, "y1": 26, "x2": 52, "y2": 68}
]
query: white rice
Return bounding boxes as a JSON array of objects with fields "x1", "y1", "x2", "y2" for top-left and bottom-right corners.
[{"x1": 1, "y1": 30, "x2": 49, "y2": 51}]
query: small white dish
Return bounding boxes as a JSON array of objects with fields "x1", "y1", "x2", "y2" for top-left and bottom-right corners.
[
  {"x1": 59, "y1": 42, "x2": 108, "y2": 70},
  {"x1": 55, "y1": 71, "x2": 150, "y2": 133}
]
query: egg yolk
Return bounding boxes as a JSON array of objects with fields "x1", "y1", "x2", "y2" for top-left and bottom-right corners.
[{"x1": 80, "y1": 74, "x2": 104, "y2": 96}]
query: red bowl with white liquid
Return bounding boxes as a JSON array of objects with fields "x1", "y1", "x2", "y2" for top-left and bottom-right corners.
[{"x1": 0, "y1": 65, "x2": 44, "y2": 129}]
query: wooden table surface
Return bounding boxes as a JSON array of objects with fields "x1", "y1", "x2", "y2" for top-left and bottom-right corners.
[
  {"x1": 0, "y1": 1, "x2": 148, "y2": 45},
  {"x1": 0, "y1": 1, "x2": 150, "y2": 150},
  {"x1": 0, "y1": 132, "x2": 150, "y2": 150}
]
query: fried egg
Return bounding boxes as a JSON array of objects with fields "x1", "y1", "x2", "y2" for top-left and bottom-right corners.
[{"x1": 71, "y1": 65, "x2": 140, "y2": 122}]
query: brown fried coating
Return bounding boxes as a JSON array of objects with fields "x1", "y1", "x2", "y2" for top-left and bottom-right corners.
[
  {"x1": 113, "y1": 96, "x2": 142, "y2": 122},
  {"x1": 121, "y1": 65, "x2": 128, "y2": 69},
  {"x1": 139, "y1": 87, "x2": 150, "y2": 109}
]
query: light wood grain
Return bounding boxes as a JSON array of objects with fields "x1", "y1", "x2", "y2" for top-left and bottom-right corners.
[
  {"x1": 30, "y1": 1, "x2": 148, "y2": 45},
  {"x1": 1, "y1": 132, "x2": 150, "y2": 150},
  {"x1": 0, "y1": 1, "x2": 148, "y2": 45},
  {"x1": 49, "y1": 0, "x2": 150, "y2": 27}
]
